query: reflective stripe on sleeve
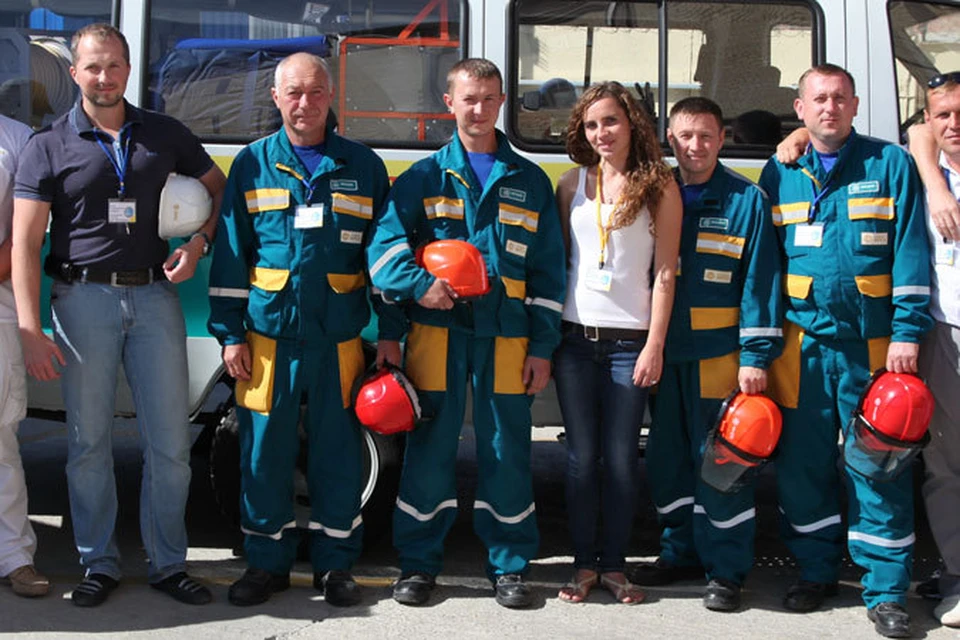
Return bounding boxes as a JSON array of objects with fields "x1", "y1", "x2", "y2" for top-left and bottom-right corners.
[
  {"x1": 369, "y1": 242, "x2": 411, "y2": 279},
  {"x1": 209, "y1": 287, "x2": 250, "y2": 299},
  {"x1": 740, "y1": 327, "x2": 783, "y2": 338},
  {"x1": 892, "y1": 285, "x2": 930, "y2": 297},
  {"x1": 524, "y1": 297, "x2": 563, "y2": 314}
]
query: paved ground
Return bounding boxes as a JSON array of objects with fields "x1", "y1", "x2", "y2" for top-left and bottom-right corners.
[{"x1": 1, "y1": 417, "x2": 954, "y2": 639}]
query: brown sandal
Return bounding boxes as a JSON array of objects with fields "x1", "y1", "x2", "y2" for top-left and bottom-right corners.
[
  {"x1": 600, "y1": 572, "x2": 645, "y2": 605},
  {"x1": 558, "y1": 569, "x2": 598, "y2": 603}
]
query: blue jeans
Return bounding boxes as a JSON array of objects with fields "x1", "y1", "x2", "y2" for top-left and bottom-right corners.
[
  {"x1": 52, "y1": 280, "x2": 192, "y2": 582},
  {"x1": 553, "y1": 328, "x2": 649, "y2": 572}
]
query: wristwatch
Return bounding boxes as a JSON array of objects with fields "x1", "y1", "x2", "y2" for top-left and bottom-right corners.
[{"x1": 191, "y1": 231, "x2": 212, "y2": 257}]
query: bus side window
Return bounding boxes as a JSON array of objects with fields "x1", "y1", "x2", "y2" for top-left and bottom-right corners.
[{"x1": 146, "y1": 0, "x2": 465, "y2": 148}]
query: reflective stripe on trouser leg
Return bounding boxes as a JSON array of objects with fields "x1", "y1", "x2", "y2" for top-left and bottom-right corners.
[
  {"x1": 692, "y1": 389, "x2": 757, "y2": 587},
  {"x1": 393, "y1": 327, "x2": 463, "y2": 576},
  {"x1": 646, "y1": 362, "x2": 698, "y2": 567},
  {"x1": 839, "y1": 337, "x2": 914, "y2": 608},
  {"x1": 773, "y1": 335, "x2": 844, "y2": 585},
  {"x1": 238, "y1": 339, "x2": 302, "y2": 575},
  {"x1": 305, "y1": 339, "x2": 364, "y2": 571},
  {"x1": 472, "y1": 336, "x2": 538, "y2": 579}
]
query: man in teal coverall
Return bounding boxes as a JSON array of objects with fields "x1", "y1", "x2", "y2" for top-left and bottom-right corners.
[
  {"x1": 759, "y1": 64, "x2": 932, "y2": 638},
  {"x1": 638, "y1": 97, "x2": 782, "y2": 613},
  {"x1": 365, "y1": 58, "x2": 566, "y2": 608},
  {"x1": 208, "y1": 53, "x2": 392, "y2": 608}
]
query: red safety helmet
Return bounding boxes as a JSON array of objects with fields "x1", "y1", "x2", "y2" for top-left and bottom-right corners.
[
  {"x1": 845, "y1": 369, "x2": 933, "y2": 481},
  {"x1": 701, "y1": 390, "x2": 783, "y2": 493},
  {"x1": 416, "y1": 239, "x2": 490, "y2": 299},
  {"x1": 353, "y1": 365, "x2": 421, "y2": 436}
]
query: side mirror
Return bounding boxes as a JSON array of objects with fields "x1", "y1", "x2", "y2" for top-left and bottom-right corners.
[{"x1": 522, "y1": 90, "x2": 542, "y2": 111}]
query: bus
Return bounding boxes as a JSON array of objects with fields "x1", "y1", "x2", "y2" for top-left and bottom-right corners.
[{"x1": 6, "y1": 0, "x2": 960, "y2": 538}]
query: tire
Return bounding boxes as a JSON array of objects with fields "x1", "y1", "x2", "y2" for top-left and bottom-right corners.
[{"x1": 208, "y1": 402, "x2": 404, "y2": 548}]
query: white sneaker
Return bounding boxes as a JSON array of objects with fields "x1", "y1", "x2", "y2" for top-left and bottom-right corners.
[{"x1": 934, "y1": 594, "x2": 960, "y2": 627}]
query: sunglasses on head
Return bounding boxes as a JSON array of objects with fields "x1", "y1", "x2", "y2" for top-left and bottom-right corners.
[{"x1": 928, "y1": 71, "x2": 960, "y2": 88}]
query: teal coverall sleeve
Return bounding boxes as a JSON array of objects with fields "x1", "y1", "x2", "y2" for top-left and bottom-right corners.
[
  {"x1": 738, "y1": 187, "x2": 783, "y2": 369},
  {"x1": 366, "y1": 169, "x2": 436, "y2": 305},
  {"x1": 366, "y1": 161, "x2": 410, "y2": 341},
  {"x1": 208, "y1": 152, "x2": 254, "y2": 346},
  {"x1": 890, "y1": 153, "x2": 934, "y2": 344}
]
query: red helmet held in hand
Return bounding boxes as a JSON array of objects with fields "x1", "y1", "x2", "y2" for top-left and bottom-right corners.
[
  {"x1": 353, "y1": 365, "x2": 421, "y2": 436},
  {"x1": 845, "y1": 369, "x2": 933, "y2": 481},
  {"x1": 416, "y1": 239, "x2": 490, "y2": 299},
  {"x1": 701, "y1": 390, "x2": 783, "y2": 493}
]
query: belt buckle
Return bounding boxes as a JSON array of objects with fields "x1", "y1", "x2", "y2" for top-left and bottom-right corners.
[
  {"x1": 583, "y1": 325, "x2": 600, "y2": 342},
  {"x1": 110, "y1": 272, "x2": 121, "y2": 286}
]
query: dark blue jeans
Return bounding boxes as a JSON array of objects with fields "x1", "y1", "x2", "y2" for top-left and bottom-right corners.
[{"x1": 553, "y1": 328, "x2": 649, "y2": 572}]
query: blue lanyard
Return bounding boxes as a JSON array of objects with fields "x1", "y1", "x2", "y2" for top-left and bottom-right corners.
[
  {"x1": 94, "y1": 127, "x2": 131, "y2": 197},
  {"x1": 275, "y1": 163, "x2": 315, "y2": 203},
  {"x1": 799, "y1": 156, "x2": 835, "y2": 224}
]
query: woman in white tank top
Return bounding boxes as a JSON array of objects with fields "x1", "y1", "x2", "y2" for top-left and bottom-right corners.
[{"x1": 553, "y1": 82, "x2": 681, "y2": 605}]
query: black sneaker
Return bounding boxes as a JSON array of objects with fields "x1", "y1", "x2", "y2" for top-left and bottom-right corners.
[
  {"x1": 703, "y1": 578, "x2": 741, "y2": 612},
  {"x1": 71, "y1": 573, "x2": 119, "y2": 608},
  {"x1": 494, "y1": 574, "x2": 533, "y2": 609},
  {"x1": 393, "y1": 572, "x2": 436, "y2": 606},
  {"x1": 631, "y1": 558, "x2": 704, "y2": 586},
  {"x1": 782, "y1": 580, "x2": 838, "y2": 613},
  {"x1": 315, "y1": 570, "x2": 362, "y2": 607},
  {"x1": 151, "y1": 572, "x2": 212, "y2": 605},
  {"x1": 228, "y1": 568, "x2": 290, "y2": 607},
  {"x1": 867, "y1": 602, "x2": 911, "y2": 638}
]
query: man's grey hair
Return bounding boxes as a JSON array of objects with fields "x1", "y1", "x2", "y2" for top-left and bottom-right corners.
[{"x1": 273, "y1": 52, "x2": 333, "y2": 90}]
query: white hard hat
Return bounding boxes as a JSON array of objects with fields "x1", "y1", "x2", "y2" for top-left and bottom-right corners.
[{"x1": 158, "y1": 173, "x2": 212, "y2": 239}]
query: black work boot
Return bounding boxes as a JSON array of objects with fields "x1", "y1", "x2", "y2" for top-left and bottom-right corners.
[
  {"x1": 782, "y1": 580, "x2": 838, "y2": 612},
  {"x1": 867, "y1": 602, "x2": 911, "y2": 638},
  {"x1": 228, "y1": 568, "x2": 290, "y2": 606},
  {"x1": 393, "y1": 572, "x2": 436, "y2": 606},
  {"x1": 703, "y1": 578, "x2": 741, "y2": 612}
]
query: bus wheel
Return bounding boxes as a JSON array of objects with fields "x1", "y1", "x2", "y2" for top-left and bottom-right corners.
[{"x1": 208, "y1": 402, "x2": 404, "y2": 550}]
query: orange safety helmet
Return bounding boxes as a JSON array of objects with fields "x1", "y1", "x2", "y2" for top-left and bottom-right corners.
[
  {"x1": 416, "y1": 239, "x2": 491, "y2": 299},
  {"x1": 845, "y1": 369, "x2": 933, "y2": 481},
  {"x1": 701, "y1": 390, "x2": 783, "y2": 493},
  {"x1": 353, "y1": 365, "x2": 421, "y2": 436}
]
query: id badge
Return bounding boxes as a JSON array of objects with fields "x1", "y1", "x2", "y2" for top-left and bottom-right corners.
[
  {"x1": 935, "y1": 242, "x2": 956, "y2": 266},
  {"x1": 794, "y1": 223, "x2": 824, "y2": 248},
  {"x1": 108, "y1": 198, "x2": 137, "y2": 224},
  {"x1": 584, "y1": 267, "x2": 613, "y2": 292},
  {"x1": 295, "y1": 204, "x2": 325, "y2": 229}
]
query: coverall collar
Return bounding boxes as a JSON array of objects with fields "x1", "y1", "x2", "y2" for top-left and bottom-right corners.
[
  {"x1": 275, "y1": 122, "x2": 347, "y2": 180},
  {"x1": 800, "y1": 127, "x2": 859, "y2": 177},
  {"x1": 444, "y1": 128, "x2": 522, "y2": 198},
  {"x1": 674, "y1": 161, "x2": 727, "y2": 210}
]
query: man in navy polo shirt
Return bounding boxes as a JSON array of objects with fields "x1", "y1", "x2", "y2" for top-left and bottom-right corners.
[{"x1": 11, "y1": 23, "x2": 225, "y2": 607}]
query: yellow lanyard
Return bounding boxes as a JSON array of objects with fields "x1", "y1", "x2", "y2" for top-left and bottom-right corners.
[{"x1": 595, "y1": 164, "x2": 621, "y2": 268}]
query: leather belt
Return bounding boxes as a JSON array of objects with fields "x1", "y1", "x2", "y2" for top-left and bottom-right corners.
[
  {"x1": 45, "y1": 256, "x2": 165, "y2": 287},
  {"x1": 563, "y1": 321, "x2": 647, "y2": 342}
]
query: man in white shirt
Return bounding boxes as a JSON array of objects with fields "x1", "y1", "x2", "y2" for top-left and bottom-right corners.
[
  {"x1": 0, "y1": 113, "x2": 49, "y2": 598},
  {"x1": 918, "y1": 71, "x2": 960, "y2": 628}
]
